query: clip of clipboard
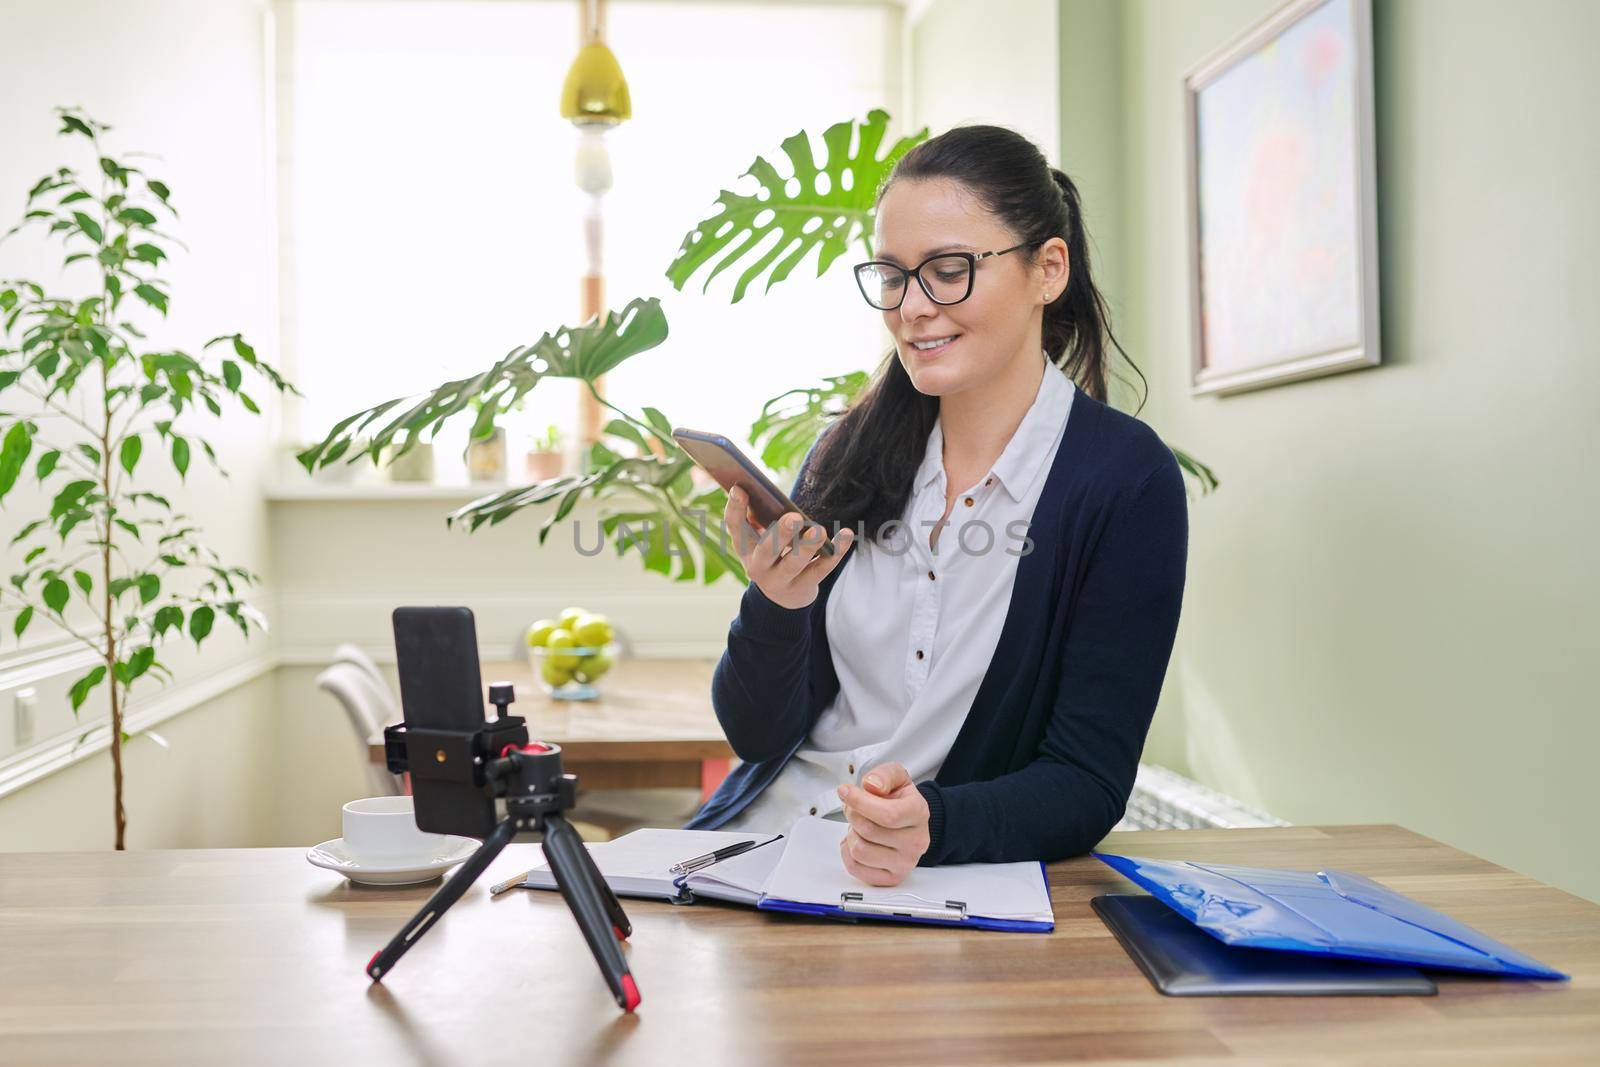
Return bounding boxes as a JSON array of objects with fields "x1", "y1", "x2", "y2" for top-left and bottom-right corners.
[{"x1": 838, "y1": 891, "x2": 968, "y2": 922}]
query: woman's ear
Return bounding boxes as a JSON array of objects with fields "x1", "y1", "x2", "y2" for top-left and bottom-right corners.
[{"x1": 1037, "y1": 237, "x2": 1070, "y2": 299}]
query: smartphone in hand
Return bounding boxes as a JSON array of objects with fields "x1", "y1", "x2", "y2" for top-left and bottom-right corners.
[{"x1": 671, "y1": 427, "x2": 836, "y2": 557}]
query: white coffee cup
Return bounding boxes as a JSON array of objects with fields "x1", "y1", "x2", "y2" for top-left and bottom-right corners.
[{"x1": 341, "y1": 796, "x2": 448, "y2": 863}]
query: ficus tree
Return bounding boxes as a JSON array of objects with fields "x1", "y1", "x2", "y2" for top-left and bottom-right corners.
[{"x1": 0, "y1": 108, "x2": 297, "y2": 848}]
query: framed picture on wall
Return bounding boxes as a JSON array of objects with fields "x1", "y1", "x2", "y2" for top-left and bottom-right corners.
[{"x1": 1183, "y1": 0, "x2": 1381, "y2": 396}]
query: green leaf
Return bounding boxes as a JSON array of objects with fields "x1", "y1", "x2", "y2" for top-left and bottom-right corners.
[
  {"x1": 299, "y1": 297, "x2": 666, "y2": 474},
  {"x1": 221, "y1": 360, "x2": 241, "y2": 391},
  {"x1": 0, "y1": 421, "x2": 33, "y2": 501},
  {"x1": 68, "y1": 210, "x2": 103, "y2": 243},
  {"x1": 170, "y1": 436, "x2": 189, "y2": 478},
  {"x1": 137, "y1": 574, "x2": 160, "y2": 604},
  {"x1": 73, "y1": 570, "x2": 92, "y2": 597},
  {"x1": 188, "y1": 604, "x2": 214, "y2": 644},
  {"x1": 117, "y1": 206, "x2": 157, "y2": 227},
  {"x1": 153, "y1": 604, "x2": 183, "y2": 636},
  {"x1": 13, "y1": 606, "x2": 33, "y2": 639},
  {"x1": 68, "y1": 665, "x2": 106, "y2": 711},
  {"x1": 133, "y1": 284, "x2": 167, "y2": 315},
  {"x1": 131, "y1": 242, "x2": 166, "y2": 265},
  {"x1": 231, "y1": 335, "x2": 257, "y2": 365},
  {"x1": 640, "y1": 406, "x2": 675, "y2": 440},
  {"x1": 43, "y1": 577, "x2": 69, "y2": 614},
  {"x1": 119, "y1": 434, "x2": 141, "y2": 474},
  {"x1": 50, "y1": 479, "x2": 95, "y2": 518},
  {"x1": 9, "y1": 519, "x2": 46, "y2": 545},
  {"x1": 664, "y1": 109, "x2": 928, "y2": 302}
]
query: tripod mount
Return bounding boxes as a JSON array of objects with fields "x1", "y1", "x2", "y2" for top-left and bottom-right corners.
[{"x1": 365, "y1": 682, "x2": 640, "y2": 1012}]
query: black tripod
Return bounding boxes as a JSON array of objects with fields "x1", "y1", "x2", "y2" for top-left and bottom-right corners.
[{"x1": 366, "y1": 684, "x2": 640, "y2": 1012}]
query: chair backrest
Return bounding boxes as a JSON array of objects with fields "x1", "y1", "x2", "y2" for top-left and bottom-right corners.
[
  {"x1": 332, "y1": 643, "x2": 398, "y2": 717},
  {"x1": 316, "y1": 663, "x2": 404, "y2": 796}
]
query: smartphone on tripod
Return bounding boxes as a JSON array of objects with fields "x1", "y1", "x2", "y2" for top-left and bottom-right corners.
[{"x1": 391, "y1": 606, "x2": 498, "y2": 837}]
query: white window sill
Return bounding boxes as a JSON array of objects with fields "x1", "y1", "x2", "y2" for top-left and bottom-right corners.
[{"x1": 264, "y1": 482, "x2": 513, "y2": 503}]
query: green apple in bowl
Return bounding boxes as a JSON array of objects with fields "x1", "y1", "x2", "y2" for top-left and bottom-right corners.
[
  {"x1": 545, "y1": 628, "x2": 581, "y2": 669},
  {"x1": 572, "y1": 612, "x2": 613, "y2": 649}
]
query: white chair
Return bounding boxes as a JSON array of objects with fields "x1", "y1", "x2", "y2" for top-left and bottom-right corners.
[
  {"x1": 317, "y1": 663, "x2": 405, "y2": 797},
  {"x1": 332, "y1": 643, "x2": 399, "y2": 718}
]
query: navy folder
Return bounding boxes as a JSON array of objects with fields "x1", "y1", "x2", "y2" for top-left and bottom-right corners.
[{"x1": 1093, "y1": 894, "x2": 1437, "y2": 996}]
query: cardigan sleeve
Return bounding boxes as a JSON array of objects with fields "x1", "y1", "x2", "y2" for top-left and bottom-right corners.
[
  {"x1": 915, "y1": 452, "x2": 1190, "y2": 866},
  {"x1": 707, "y1": 443, "x2": 828, "y2": 765}
]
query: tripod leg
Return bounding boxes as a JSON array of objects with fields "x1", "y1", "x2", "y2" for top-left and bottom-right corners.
[
  {"x1": 542, "y1": 814, "x2": 641, "y2": 1012},
  {"x1": 567, "y1": 822, "x2": 633, "y2": 940},
  {"x1": 367, "y1": 816, "x2": 518, "y2": 982}
]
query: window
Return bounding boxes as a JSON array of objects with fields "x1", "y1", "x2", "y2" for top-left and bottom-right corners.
[{"x1": 280, "y1": 0, "x2": 906, "y2": 480}]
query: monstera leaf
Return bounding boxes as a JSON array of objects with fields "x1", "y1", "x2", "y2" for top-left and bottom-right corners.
[
  {"x1": 297, "y1": 296, "x2": 668, "y2": 472},
  {"x1": 665, "y1": 109, "x2": 928, "y2": 303},
  {"x1": 749, "y1": 370, "x2": 869, "y2": 476}
]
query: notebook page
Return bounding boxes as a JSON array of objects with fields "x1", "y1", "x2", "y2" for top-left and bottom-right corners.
[
  {"x1": 762, "y1": 816, "x2": 1053, "y2": 922},
  {"x1": 683, "y1": 836, "x2": 787, "y2": 904},
  {"x1": 522, "y1": 828, "x2": 780, "y2": 891}
]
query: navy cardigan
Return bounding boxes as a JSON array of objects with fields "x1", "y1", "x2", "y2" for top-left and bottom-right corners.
[{"x1": 683, "y1": 385, "x2": 1189, "y2": 866}]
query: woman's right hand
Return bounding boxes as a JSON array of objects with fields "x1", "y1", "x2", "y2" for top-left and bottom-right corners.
[{"x1": 724, "y1": 485, "x2": 853, "y2": 610}]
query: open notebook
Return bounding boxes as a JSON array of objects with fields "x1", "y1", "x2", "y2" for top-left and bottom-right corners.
[{"x1": 517, "y1": 817, "x2": 1055, "y2": 932}]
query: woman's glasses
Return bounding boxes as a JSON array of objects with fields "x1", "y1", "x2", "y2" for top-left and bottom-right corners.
[{"x1": 853, "y1": 241, "x2": 1033, "y2": 311}]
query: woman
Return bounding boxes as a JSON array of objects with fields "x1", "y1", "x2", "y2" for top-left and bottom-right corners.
[{"x1": 684, "y1": 124, "x2": 1189, "y2": 888}]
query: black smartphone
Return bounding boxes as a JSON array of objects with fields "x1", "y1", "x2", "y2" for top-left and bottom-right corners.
[
  {"x1": 391, "y1": 606, "x2": 496, "y2": 836},
  {"x1": 671, "y1": 427, "x2": 835, "y2": 557}
]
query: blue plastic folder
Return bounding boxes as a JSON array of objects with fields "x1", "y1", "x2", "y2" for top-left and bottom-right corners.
[{"x1": 1093, "y1": 853, "x2": 1567, "y2": 980}]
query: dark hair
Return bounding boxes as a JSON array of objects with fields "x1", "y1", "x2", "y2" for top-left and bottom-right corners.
[{"x1": 795, "y1": 124, "x2": 1145, "y2": 543}]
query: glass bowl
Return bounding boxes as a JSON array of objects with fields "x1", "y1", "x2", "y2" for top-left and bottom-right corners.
[{"x1": 529, "y1": 641, "x2": 620, "y2": 701}]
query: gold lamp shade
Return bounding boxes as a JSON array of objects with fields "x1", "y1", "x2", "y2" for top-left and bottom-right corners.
[{"x1": 560, "y1": 40, "x2": 631, "y2": 127}]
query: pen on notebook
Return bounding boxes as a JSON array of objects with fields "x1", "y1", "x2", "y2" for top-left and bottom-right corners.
[{"x1": 670, "y1": 839, "x2": 759, "y2": 876}]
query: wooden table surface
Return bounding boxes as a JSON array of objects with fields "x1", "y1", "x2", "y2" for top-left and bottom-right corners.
[
  {"x1": 3, "y1": 824, "x2": 1595, "y2": 1066},
  {"x1": 368, "y1": 658, "x2": 733, "y2": 790}
]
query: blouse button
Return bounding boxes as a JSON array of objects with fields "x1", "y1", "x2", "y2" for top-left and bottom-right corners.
[
  {"x1": 927, "y1": 569, "x2": 935, "y2": 581},
  {"x1": 848, "y1": 763, "x2": 855, "y2": 774},
  {"x1": 963, "y1": 496, "x2": 974, "y2": 507},
  {"x1": 809, "y1": 806, "x2": 818, "y2": 816},
  {"x1": 985, "y1": 477, "x2": 993, "y2": 486},
  {"x1": 915, "y1": 649, "x2": 925, "y2": 661}
]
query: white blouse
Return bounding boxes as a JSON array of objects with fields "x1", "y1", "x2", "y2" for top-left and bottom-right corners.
[{"x1": 721, "y1": 355, "x2": 1076, "y2": 834}]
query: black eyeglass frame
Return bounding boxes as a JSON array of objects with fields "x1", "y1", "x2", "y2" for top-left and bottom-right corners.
[{"x1": 852, "y1": 240, "x2": 1036, "y2": 311}]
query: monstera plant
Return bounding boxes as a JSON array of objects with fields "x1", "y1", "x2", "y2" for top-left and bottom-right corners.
[
  {"x1": 298, "y1": 108, "x2": 1216, "y2": 583},
  {"x1": 0, "y1": 109, "x2": 297, "y2": 847}
]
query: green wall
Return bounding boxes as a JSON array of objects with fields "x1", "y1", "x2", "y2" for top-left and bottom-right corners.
[{"x1": 1079, "y1": 0, "x2": 1599, "y2": 902}]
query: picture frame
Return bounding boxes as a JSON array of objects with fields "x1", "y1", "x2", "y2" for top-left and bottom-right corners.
[{"x1": 1183, "y1": 0, "x2": 1381, "y2": 396}]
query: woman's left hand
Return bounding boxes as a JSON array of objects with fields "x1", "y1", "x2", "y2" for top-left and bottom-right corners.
[{"x1": 836, "y1": 762, "x2": 931, "y2": 887}]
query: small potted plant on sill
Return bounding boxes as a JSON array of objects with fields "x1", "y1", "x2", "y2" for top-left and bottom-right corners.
[{"x1": 524, "y1": 423, "x2": 566, "y2": 482}]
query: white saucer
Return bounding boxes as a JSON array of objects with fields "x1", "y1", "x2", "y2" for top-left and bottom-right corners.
[{"x1": 306, "y1": 836, "x2": 478, "y2": 886}]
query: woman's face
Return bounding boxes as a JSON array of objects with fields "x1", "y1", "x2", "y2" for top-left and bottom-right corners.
[{"x1": 870, "y1": 177, "x2": 1066, "y2": 398}]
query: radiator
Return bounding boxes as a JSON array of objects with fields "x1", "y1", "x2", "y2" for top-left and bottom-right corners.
[{"x1": 1114, "y1": 763, "x2": 1288, "y2": 831}]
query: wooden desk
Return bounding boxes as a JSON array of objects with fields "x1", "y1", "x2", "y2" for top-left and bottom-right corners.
[
  {"x1": 3, "y1": 825, "x2": 1595, "y2": 1064},
  {"x1": 369, "y1": 658, "x2": 734, "y2": 793}
]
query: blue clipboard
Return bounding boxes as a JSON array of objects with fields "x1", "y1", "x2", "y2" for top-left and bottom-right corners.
[
  {"x1": 1094, "y1": 852, "x2": 1567, "y2": 980},
  {"x1": 754, "y1": 861, "x2": 1055, "y2": 933}
]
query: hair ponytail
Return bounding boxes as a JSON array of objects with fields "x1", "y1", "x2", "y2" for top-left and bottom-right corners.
[{"x1": 796, "y1": 126, "x2": 1145, "y2": 543}]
